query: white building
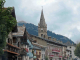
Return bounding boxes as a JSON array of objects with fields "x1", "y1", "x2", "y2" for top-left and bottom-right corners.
[{"x1": 65, "y1": 42, "x2": 76, "y2": 59}]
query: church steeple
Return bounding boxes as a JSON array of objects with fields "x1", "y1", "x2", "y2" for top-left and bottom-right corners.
[
  {"x1": 38, "y1": 8, "x2": 47, "y2": 38},
  {"x1": 39, "y1": 9, "x2": 47, "y2": 28}
]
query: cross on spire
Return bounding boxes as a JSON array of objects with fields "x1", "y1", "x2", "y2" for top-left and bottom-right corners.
[{"x1": 42, "y1": 6, "x2": 43, "y2": 9}]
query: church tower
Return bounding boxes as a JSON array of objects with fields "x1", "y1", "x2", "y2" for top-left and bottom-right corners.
[{"x1": 38, "y1": 9, "x2": 47, "y2": 38}]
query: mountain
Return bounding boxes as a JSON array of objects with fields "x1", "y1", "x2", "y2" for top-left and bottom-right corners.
[
  {"x1": 17, "y1": 22, "x2": 74, "y2": 44},
  {"x1": 18, "y1": 21, "x2": 27, "y2": 23}
]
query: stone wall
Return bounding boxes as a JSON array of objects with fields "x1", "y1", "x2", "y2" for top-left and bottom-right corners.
[{"x1": 31, "y1": 36, "x2": 47, "y2": 47}]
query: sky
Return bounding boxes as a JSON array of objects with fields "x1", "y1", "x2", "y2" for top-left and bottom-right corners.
[{"x1": 4, "y1": 0, "x2": 80, "y2": 43}]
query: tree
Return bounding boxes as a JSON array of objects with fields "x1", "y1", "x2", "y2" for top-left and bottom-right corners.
[
  {"x1": 0, "y1": 0, "x2": 17, "y2": 55},
  {"x1": 74, "y1": 43, "x2": 80, "y2": 58},
  {"x1": 45, "y1": 56, "x2": 48, "y2": 60}
]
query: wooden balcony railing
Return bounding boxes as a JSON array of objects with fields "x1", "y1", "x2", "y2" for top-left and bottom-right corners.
[
  {"x1": 4, "y1": 43, "x2": 20, "y2": 55},
  {"x1": 7, "y1": 43, "x2": 20, "y2": 49},
  {"x1": 13, "y1": 43, "x2": 18, "y2": 47}
]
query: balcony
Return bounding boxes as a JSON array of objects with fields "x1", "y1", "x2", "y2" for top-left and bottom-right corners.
[
  {"x1": 4, "y1": 43, "x2": 20, "y2": 55},
  {"x1": 13, "y1": 43, "x2": 18, "y2": 47},
  {"x1": 52, "y1": 49, "x2": 60, "y2": 53},
  {"x1": 7, "y1": 43, "x2": 20, "y2": 49},
  {"x1": 59, "y1": 56, "x2": 62, "y2": 58},
  {"x1": 49, "y1": 54, "x2": 54, "y2": 57}
]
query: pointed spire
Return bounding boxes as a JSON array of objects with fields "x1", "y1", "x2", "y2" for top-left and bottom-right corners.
[
  {"x1": 40, "y1": 7, "x2": 44, "y2": 20},
  {"x1": 39, "y1": 7, "x2": 47, "y2": 28}
]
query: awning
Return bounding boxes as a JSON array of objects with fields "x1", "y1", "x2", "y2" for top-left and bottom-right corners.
[
  {"x1": 27, "y1": 39, "x2": 33, "y2": 49},
  {"x1": 27, "y1": 51, "x2": 33, "y2": 58}
]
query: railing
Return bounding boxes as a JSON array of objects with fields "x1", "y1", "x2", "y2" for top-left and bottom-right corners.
[
  {"x1": 52, "y1": 49, "x2": 60, "y2": 52},
  {"x1": 3, "y1": 42, "x2": 20, "y2": 55},
  {"x1": 49, "y1": 54, "x2": 54, "y2": 57},
  {"x1": 5, "y1": 46, "x2": 19, "y2": 53},
  {"x1": 13, "y1": 43, "x2": 18, "y2": 47}
]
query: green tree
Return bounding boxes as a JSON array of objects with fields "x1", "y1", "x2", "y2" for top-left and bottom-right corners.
[
  {"x1": 0, "y1": 0, "x2": 17, "y2": 55},
  {"x1": 45, "y1": 56, "x2": 48, "y2": 60},
  {"x1": 74, "y1": 43, "x2": 80, "y2": 58}
]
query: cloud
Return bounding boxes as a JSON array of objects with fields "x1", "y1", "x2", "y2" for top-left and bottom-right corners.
[{"x1": 4, "y1": 0, "x2": 80, "y2": 43}]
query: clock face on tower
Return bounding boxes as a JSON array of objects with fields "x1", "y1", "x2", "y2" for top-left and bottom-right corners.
[
  {"x1": 41, "y1": 28, "x2": 43, "y2": 30},
  {"x1": 41, "y1": 28, "x2": 43, "y2": 32}
]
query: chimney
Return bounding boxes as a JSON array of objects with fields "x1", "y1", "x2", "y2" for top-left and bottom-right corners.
[
  {"x1": 60, "y1": 41, "x2": 63, "y2": 44},
  {"x1": 57, "y1": 40, "x2": 61, "y2": 43},
  {"x1": 48, "y1": 36, "x2": 51, "y2": 40},
  {"x1": 52, "y1": 38, "x2": 56, "y2": 41}
]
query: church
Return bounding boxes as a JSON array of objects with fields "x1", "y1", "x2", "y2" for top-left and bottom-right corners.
[{"x1": 31, "y1": 9, "x2": 67, "y2": 60}]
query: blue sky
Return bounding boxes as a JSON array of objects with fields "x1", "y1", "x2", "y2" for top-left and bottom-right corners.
[{"x1": 4, "y1": 0, "x2": 80, "y2": 43}]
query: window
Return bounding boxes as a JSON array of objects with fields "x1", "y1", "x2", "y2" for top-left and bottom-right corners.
[
  {"x1": 44, "y1": 35, "x2": 45, "y2": 38},
  {"x1": 13, "y1": 37, "x2": 16, "y2": 43},
  {"x1": 70, "y1": 46, "x2": 71, "y2": 48},
  {"x1": 36, "y1": 51, "x2": 38, "y2": 55},
  {"x1": 42, "y1": 54, "x2": 43, "y2": 58},
  {"x1": 70, "y1": 55, "x2": 72, "y2": 57},
  {"x1": 13, "y1": 39, "x2": 16, "y2": 43},
  {"x1": 18, "y1": 42, "x2": 20, "y2": 47},
  {"x1": 41, "y1": 28, "x2": 43, "y2": 32},
  {"x1": 42, "y1": 54, "x2": 44, "y2": 58},
  {"x1": 39, "y1": 52, "x2": 41, "y2": 55},
  {"x1": 41, "y1": 34, "x2": 43, "y2": 37},
  {"x1": 48, "y1": 37, "x2": 49, "y2": 39},
  {"x1": 44, "y1": 54, "x2": 45, "y2": 58},
  {"x1": 8, "y1": 38, "x2": 10, "y2": 43},
  {"x1": 70, "y1": 51, "x2": 72, "y2": 54}
]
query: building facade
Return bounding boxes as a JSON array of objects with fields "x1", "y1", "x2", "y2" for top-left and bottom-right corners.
[{"x1": 65, "y1": 42, "x2": 76, "y2": 60}]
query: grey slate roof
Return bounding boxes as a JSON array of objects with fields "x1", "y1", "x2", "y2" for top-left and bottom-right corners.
[
  {"x1": 12, "y1": 25, "x2": 25, "y2": 37},
  {"x1": 30, "y1": 34, "x2": 67, "y2": 47},
  {"x1": 38, "y1": 9, "x2": 47, "y2": 28},
  {"x1": 33, "y1": 45, "x2": 41, "y2": 50},
  {"x1": 65, "y1": 41, "x2": 76, "y2": 46}
]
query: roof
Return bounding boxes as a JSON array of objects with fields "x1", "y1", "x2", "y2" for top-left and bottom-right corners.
[
  {"x1": 12, "y1": 25, "x2": 25, "y2": 37},
  {"x1": 65, "y1": 41, "x2": 76, "y2": 46},
  {"x1": 30, "y1": 34, "x2": 67, "y2": 47},
  {"x1": 38, "y1": 9, "x2": 47, "y2": 28},
  {"x1": 33, "y1": 45, "x2": 41, "y2": 50},
  {"x1": 32, "y1": 42, "x2": 47, "y2": 48}
]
